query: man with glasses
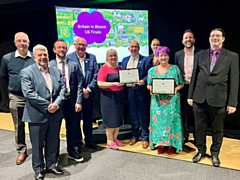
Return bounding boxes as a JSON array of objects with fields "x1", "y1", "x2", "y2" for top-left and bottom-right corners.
[
  {"x1": 67, "y1": 37, "x2": 99, "y2": 152},
  {"x1": 188, "y1": 28, "x2": 239, "y2": 167},
  {"x1": 121, "y1": 40, "x2": 152, "y2": 149},
  {"x1": 0, "y1": 32, "x2": 34, "y2": 165}
]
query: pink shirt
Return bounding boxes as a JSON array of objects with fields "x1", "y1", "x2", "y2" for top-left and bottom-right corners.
[
  {"x1": 210, "y1": 47, "x2": 223, "y2": 63},
  {"x1": 38, "y1": 65, "x2": 53, "y2": 101},
  {"x1": 98, "y1": 64, "x2": 123, "y2": 91},
  {"x1": 183, "y1": 48, "x2": 194, "y2": 84}
]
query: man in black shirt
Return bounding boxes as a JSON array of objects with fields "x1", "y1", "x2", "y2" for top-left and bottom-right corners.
[{"x1": 0, "y1": 32, "x2": 34, "y2": 165}]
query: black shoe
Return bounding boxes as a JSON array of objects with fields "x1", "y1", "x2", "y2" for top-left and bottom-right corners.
[
  {"x1": 46, "y1": 167, "x2": 64, "y2": 175},
  {"x1": 85, "y1": 143, "x2": 99, "y2": 150},
  {"x1": 212, "y1": 155, "x2": 220, "y2": 167},
  {"x1": 192, "y1": 152, "x2": 205, "y2": 163},
  {"x1": 68, "y1": 151, "x2": 84, "y2": 162},
  {"x1": 35, "y1": 172, "x2": 45, "y2": 180}
]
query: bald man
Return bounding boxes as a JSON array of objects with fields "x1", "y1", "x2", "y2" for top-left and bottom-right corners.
[
  {"x1": 0, "y1": 32, "x2": 34, "y2": 165},
  {"x1": 67, "y1": 37, "x2": 99, "y2": 152},
  {"x1": 121, "y1": 40, "x2": 152, "y2": 149}
]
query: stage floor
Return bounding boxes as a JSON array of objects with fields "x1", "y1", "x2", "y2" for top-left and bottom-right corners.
[{"x1": 0, "y1": 112, "x2": 240, "y2": 171}]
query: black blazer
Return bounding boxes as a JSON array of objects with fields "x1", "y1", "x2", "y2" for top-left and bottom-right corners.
[
  {"x1": 174, "y1": 48, "x2": 201, "y2": 77},
  {"x1": 188, "y1": 48, "x2": 239, "y2": 108}
]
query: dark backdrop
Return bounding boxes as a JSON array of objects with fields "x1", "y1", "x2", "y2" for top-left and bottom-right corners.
[{"x1": 0, "y1": 0, "x2": 240, "y2": 138}]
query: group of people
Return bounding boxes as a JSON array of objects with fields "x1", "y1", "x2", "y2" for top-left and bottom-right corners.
[
  {"x1": 97, "y1": 28, "x2": 239, "y2": 169},
  {"x1": 0, "y1": 27, "x2": 238, "y2": 179},
  {"x1": 0, "y1": 33, "x2": 99, "y2": 180}
]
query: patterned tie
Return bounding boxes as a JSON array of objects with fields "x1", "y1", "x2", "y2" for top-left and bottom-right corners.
[
  {"x1": 61, "y1": 61, "x2": 66, "y2": 86},
  {"x1": 210, "y1": 51, "x2": 217, "y2": 72}
]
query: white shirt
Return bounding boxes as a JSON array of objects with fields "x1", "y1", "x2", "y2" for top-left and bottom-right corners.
[
  {"x1": 56, "y1": 58, "x2": 70, "y2": 95},
  {"x1": 77, "y1": 53, "x2": 86, "y2": 77},
  {"x1": 15, "y1": 50, "x2": 32, "y2": 58},
  {"x1": 126, "y1": 54, "x2": 139, "y2": 69},
  {"x1": 76, "y1": 53, "x2": 91, "y2": 92},
  {"x1": 126, "y1": 54, "x2": 139, "y2": 87}
]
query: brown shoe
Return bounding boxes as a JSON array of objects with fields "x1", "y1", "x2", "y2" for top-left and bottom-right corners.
[
  {"x1": 16, "y1": 153, "x2": 28, "y2": 165},
  {"x1": 142, "y1": 141, "x2": 149, "y2": 149},
  {"x1": 129, "y1": 138, "x2": 137, "y2": 146}
]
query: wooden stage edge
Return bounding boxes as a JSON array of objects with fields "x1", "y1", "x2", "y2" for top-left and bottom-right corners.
[{"x1": 1, "y1": 112, "x2": 240, "y2": 171}]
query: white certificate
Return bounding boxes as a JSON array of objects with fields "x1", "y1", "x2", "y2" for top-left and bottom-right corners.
[
  {"x1": 152, "y1": 78, "x2": 175, "y2": 94},
  {"x1": 119, "y1": 68, "x2": 139, "y2": 84}
]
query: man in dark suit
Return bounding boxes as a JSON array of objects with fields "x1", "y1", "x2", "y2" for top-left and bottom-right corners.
[
  {"x1": 0, "y1": 32, "x2": 34, "y2": 165},
  {"x1": 67, "y1": 37, "x2": 99, "y2": 150},
  {"x1": 175, "y1": 29, "x2": 201, "y2": 144},
  {"x1": 188, "y1": 28, "x2": 239, "y2": 167},
  {"x1": 49, "y1": 39, "x2": 84, "y2": 162},
  {"x1": 121, "y1": 40, "x2": 152, "y2": 149},
  {"x1": 21, "y1": 44, "x2": 65, "y2": 180}
]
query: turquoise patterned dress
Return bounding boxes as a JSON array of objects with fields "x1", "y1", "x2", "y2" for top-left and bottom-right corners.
[{"x1": 147, "y1": 65, "x2": 183, "y2": 153}]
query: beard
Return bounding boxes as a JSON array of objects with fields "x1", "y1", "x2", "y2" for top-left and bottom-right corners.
[
  {"x1": 184, "y1": 43, "x2": 194, "y2": 49},
  {"x1": 56, "y1": 52, "x2": 66, "y2": 59}
]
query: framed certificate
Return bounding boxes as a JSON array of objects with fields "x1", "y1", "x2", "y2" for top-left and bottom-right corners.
[
  {"x1": 119, "y1": 68, "x2": 139, "y2": 84},
  {"x1": 152, "y1": 78, "x2": 175, "y2": 94}
]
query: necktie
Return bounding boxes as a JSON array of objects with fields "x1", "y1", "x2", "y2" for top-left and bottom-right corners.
[
  {"x1": 210, "y1": 51, "x2": 217, "y2": 72},
  {"x1": 61, "y1": 61, "x2": 66, "y2": 86},
  {"x1": 132, "y1": 58, "x2": 136, "y2": 68}
]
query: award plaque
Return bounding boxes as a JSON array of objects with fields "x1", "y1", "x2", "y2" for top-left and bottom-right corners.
[
  {"x1": 152, "y1": 78, "x2": 175, "y2": 94},
  {"x1": 119, "y1": 68, "x2": 139, "y2": 84}
]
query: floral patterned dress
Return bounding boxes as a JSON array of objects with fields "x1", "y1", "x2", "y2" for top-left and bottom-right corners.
[{"x1": 147, "y1": 65, "x2": 183, "y2": 153}]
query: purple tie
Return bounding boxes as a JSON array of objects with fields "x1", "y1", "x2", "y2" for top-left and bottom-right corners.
[
  {"x1": 210, "y1": 51, "x2": 217, "y2": 72},
  {"x1": 61, "y1": 61, "x2": 66, "y2": 86}
]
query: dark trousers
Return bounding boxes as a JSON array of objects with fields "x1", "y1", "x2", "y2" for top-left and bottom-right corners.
[
  {"x1": 127, "y1": 88, "x2": 150, "y2": 141},
  {"x1": 180, "y1": 84, "x2": 195, "y2": 140},
  {"x1": 9, "y1": 93, "x2": 27, "y2": 154},
  {"x1": 29, "y1": 118, "x2": 62, "y2": 173},
  {"x1": 62, "y1": 98, "x2": 81, "y2": 153},
  {"x1": 75, "y1": 94, "x2": 94, "y2": 147},
  {"x1": 193, "y1": 102, "x2": 226, "y2": 156},
  {"x1": 0, "y1": 77, "x2": 9, "y2": 112}
]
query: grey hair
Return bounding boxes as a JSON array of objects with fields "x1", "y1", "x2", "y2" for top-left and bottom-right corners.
[
  {"x1": 33, "y1": 44, "x2": 48, "y2": 55},
  {"x1": 14, "y1": 32, "x2": 29, "y2": 42},
  {"x1": 106, "y1": 49, "x2": 118, "y2": 61}
]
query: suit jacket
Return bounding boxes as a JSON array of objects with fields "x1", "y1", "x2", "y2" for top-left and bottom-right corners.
[
  {"x1": 121, "y1": 54, "x2": 152, "y2": 100},
  {"x1": 67, "y1": 52, "x2": 99, "y2": 91},
  {"x1": 188, "y1": 48, "x2": 239, "y2": 107},
  {"x1": 49, "y1": 59, "x2": 83, "y2": 105},
  {"x1": 21, "y1": 63, "x2": 66, "y2": 123},
  {"x1": 175, "y1": 48, "x2": 201, "y2": 77}
]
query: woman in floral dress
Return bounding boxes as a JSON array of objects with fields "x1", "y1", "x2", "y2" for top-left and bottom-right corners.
[{"x1": 147, "y1": 46, "x2": 184, "y2": 155}]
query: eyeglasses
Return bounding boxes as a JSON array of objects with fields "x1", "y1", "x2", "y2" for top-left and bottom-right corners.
[{"x1": 209, "y1": 34, "x2": 222, "y2": 38}]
